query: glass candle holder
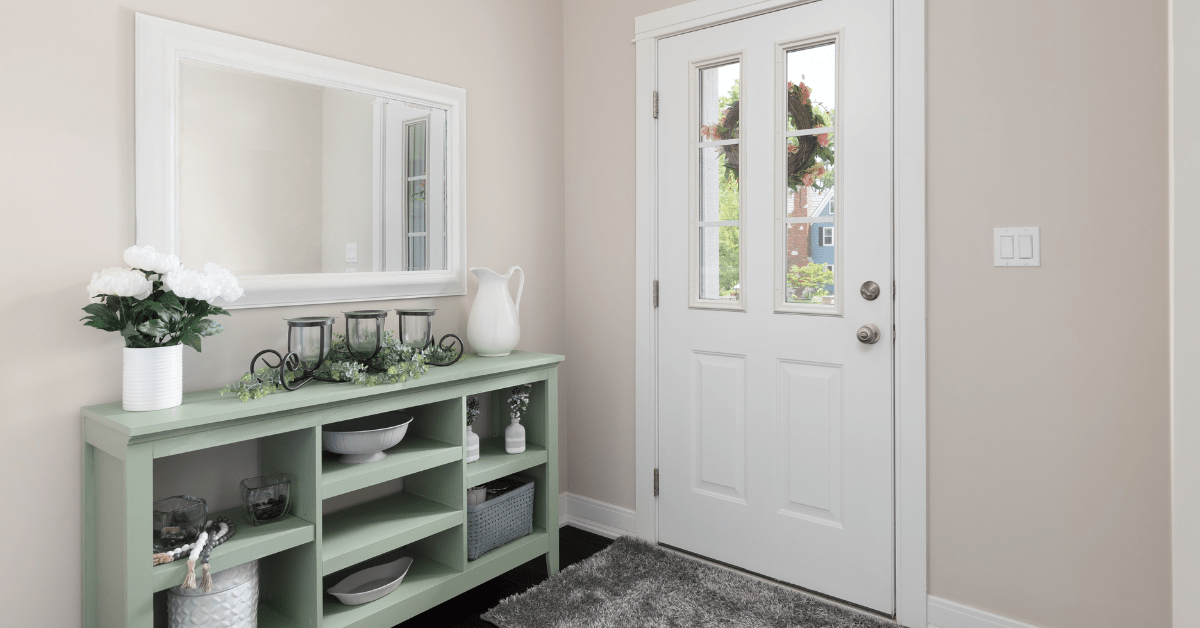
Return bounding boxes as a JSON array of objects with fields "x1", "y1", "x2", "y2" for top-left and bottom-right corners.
[
  {"x1": 153, "y1": 495, "x2": 208, "y2": 551},
  {"x1": 285, "y1": 316, "x2": 335, "y2": 371},
  {"x1": 343, "y1": 310, "x2": 388, "y2": 362},
  {"x1": 240, "y1": 474, "x2": 291, "y2": 526},
  {"x1": 395, "y1": 309, "x2": 437, "y2": 349}
]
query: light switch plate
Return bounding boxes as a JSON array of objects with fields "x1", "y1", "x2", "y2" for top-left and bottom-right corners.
[
  {"x1": 345, "y1": 243, "x2": 358, "y2": 263},
  {"x1": 994, "y1": 227, "x2": 1040, "y2": 266}
]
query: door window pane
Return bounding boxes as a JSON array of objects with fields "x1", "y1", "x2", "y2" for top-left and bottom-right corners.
[
  {"x1": 700, "y1": 62, "x2": 740, "y2": 142},
  {"x1": 785, "y1": 221, "x2": 835, "y2": 304},
  {"x1": 699, "y1": 147, "x2": 738, "y2": 221},
  {"x1": 699, "y1": 225, "x2": 740, "y2": 301},
  {"x1": 696, "y1": 60, "x2": 742, "y2": 305},
  {"x1": 406, "y1": 120, "x2": 428, "y2": 270},
  {"x1": 782, "y1": 41, "x2": 837, "y2": 308}
]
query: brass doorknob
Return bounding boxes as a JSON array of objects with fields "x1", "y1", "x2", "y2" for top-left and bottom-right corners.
[{"x1": 857, "y1": 324, "x2": 881, "y2": 344}]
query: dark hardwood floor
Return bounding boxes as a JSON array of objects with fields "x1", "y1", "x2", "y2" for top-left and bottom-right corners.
[{"x1": 395, "y1": 526, "x2": 614, "y2": 627}]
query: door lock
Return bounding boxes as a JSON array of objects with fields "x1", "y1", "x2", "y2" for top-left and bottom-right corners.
[
  {"x1": 860, "y1": 281, "x2": 881, "y2": 301},
  {"x1": 856, "y1": 324, "x2": 881, "y2": 344}
]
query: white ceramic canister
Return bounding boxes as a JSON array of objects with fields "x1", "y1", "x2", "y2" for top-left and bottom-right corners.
[
  {"x1": 466, "y1": 266, "x2": 524, "y2": 357},
  {"x1": 122, "y1": 344, "x2": 183, "y2": 411},
  {"x1": 168, "y1": 560, "x2": 259, "y2": 628}
]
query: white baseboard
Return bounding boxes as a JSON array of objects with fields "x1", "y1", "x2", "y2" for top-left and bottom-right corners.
[
  {"x1": 928, "y1": 596, "x2": 1044, "y2": 628},
  {"x1": 557, "y1": 492, "x2": 636, "y2": 539}
]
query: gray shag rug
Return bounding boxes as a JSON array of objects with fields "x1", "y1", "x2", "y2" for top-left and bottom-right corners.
[{"x1": 482, "y1": 536, "x2": 895, "y2": 628}]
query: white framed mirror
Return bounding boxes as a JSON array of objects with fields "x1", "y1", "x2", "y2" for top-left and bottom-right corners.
[{"x1": 135, "y1": 14, "x2": 467, "y2": 308}]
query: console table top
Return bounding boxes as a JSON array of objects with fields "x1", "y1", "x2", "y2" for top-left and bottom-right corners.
[{"x1": 82, "y1": 350, "x2": 564, "y2": 438}]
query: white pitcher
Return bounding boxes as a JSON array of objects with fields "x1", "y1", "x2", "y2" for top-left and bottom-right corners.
[{"x1": 467, "y1": 266, "x2": 524, "y2": 357}]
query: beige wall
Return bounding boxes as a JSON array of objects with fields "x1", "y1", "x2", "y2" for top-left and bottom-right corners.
[
  {"x1": 0, "y1": 1, "x2": 564, "y2": 625},
  {"x1": 927, "y1": 2, "x2": 1170, "y2": 626},
  {"x1": 563, "y1": 1, "x2": 1172, "y2": 627}
]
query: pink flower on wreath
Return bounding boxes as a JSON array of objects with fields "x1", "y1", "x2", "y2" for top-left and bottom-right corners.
[
  {"x1": 786, "y1": 142, "x2": 799, "y2": 154},
  {"x1": 817, "y1": 133, "x2": 830, "y2": 147},
  {"x1": 803, "y1": 172, "x2": 816, "y2": 187}
]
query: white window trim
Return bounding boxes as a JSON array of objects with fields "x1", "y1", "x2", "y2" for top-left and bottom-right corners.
[
  {"x1": 822, "y1": 226, "x2": 836, "y2": 246},
  {"x1": 135, "y1": 14, "x2": 467, "y2": 308},
  {"x1": 633, "y1": 1, "x2": 927, "y2": 626}
]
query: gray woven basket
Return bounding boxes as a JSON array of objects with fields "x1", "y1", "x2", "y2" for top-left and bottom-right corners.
[{"x1": 467, "y1": 476, "x2": 534, "y2": 561}]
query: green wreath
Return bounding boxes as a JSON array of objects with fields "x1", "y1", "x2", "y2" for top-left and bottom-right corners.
[{"x1": 700, "y1": 81, "x2": 834, "y2": 190}]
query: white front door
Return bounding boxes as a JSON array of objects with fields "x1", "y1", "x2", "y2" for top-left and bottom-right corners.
[{"x1": 656, "y1": 0, "x2": 894, "y2": 612}]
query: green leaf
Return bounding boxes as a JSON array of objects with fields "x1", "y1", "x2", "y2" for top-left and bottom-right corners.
[
  {"x1": 180, "y1": 332, "x2": 202, "y2": 352},
  {"x1": 81, "y1": 302, "x2": 121, "y2": 330},
  {"x1": 120, "y1": 322, "x2": 140, "y2": 338},
  {"x1": 83, "y1": 318, "x2": 121, "y2": 332},
  {"x1": 208, "y1": 305, "x2": 231, "y2": 317},
  {"x1": 159, "y1": 291, "x2": 183, "y2": 311},
  {"x1": 136, "y1": 319, "x2": 168, "y2": 337}
]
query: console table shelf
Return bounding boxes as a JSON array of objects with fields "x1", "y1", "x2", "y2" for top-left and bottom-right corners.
[{"x1": 82, "y1": 351, "x2": 563, "y2": 628}]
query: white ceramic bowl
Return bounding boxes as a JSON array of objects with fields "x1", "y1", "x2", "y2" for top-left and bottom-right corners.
[
  {"x1": 326, "y1": 557, "x2": 413, "y2": 605},
  {"x1": 322, "y1": 414, "x2": 414, "y2": 464}
]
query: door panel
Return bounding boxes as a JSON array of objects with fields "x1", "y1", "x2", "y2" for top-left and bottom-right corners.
[
  {"x1": 693, "y1": 351, "x2": 747, "y2": 501},
  {"x1": 656, "y1": 0, "x2": 894, "y2": 612}
]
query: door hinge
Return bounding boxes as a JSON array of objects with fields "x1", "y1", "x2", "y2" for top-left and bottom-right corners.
[
  {"x1": 893, "y1": 280, "x2": 896, "y2": 300},
  {"x1": 654, "y1": 468, "x2": 660, "y2": 496},
  {"x1": 652, "y1": 91, "x2": 659, "y2": 119},
  {"x1": 653, "y1": 280, "x2": 659, "y2": 308}
]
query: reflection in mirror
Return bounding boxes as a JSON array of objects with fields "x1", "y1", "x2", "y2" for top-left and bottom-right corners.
[{"x1": 178, "y1": 60, "x2": 447, "y2": 276}]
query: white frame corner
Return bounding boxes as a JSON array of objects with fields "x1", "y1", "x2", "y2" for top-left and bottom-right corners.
[
  {"x1": 632, "y1": 1, "x2": 926, "y2": 626},
  {"x1": 135, "y1": 13, "x2": 468, "y2": 308}
]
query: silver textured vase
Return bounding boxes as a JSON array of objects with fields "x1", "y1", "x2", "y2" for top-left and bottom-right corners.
[{"x1": 168, "y1": 560, "x2": 259, "y2": 628}]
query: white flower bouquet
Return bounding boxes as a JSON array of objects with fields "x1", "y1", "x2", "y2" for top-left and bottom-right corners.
[{"x1": 82, "y1": 245, "x2": 243, "y2": 351}]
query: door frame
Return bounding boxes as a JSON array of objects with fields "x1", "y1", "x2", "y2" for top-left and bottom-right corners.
[{"x1": 632, "y1": 1, "x2": 927, "y2": 626}]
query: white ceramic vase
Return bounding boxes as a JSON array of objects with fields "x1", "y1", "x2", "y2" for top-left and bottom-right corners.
[
  {"x1": 505, "y1": 418, "x2": 526, "y2": 454},
  {"x1": 123, "y1": 344, "x2": 183, "y2": 412},
  {"x1": 465, "y1": 425, "x2": 480, "y2": 463},
  {"x1": 467, "y1": 266, "x2": 524, "y2": 357}
]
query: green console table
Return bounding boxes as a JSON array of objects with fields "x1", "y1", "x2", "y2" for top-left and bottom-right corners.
[{"x1": 82, "y1": 351, "x2": 563, "y2": 628}]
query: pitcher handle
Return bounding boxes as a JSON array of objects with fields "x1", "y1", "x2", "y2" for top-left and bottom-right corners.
[{"x1": 508, "y1": 266, "x2": 524, "y2": 315}]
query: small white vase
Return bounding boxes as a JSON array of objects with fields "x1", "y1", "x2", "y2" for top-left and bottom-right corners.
[
  {"x1": 465, "y1": 425, "x2": 480, "y2": 463},
  {"x1": 505, "y1": 418, "x2": 526, "y2": 454},
  {"x1": 123, "y1": 345, "x2": 183, "y2": 412}
]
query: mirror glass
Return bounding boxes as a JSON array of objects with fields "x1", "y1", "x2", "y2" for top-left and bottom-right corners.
[{"x1": 177, "y1": 60, "x2": 448, "y2": 276}]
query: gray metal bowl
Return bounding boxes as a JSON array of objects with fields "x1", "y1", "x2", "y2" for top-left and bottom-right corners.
[{"x1": 322, "y1": 414, "x2": 414, "y2": 464}]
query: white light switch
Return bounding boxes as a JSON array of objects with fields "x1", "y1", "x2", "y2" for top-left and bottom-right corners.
[
  {"x1": 1017, "y1": 235, "x2": 1034, "y2": 259},
  {"x1": 346, "y1": 243, "x2": 358, "y2": 263},
  {"x1": 994, "y1": 227, "x2": 1040, "y2": 266}
]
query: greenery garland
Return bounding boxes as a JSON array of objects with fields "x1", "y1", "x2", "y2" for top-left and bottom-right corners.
[{"x1": 220, "y1": 331, "x2": 462, "y2": 402}]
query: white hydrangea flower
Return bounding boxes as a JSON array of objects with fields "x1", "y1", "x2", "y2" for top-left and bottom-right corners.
[
  {"x1": 123, "y1": 245, "x2": 181, "y2": 275},
  {"x1": 87, "y1": 267, "x2": 153, "y2": 299},
  {"x1": 203, "y1": 262, "x2": 244, "y2": 302},
  {"x1": 164, "y1": 268, "x2": 222, "y2": 302}
]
